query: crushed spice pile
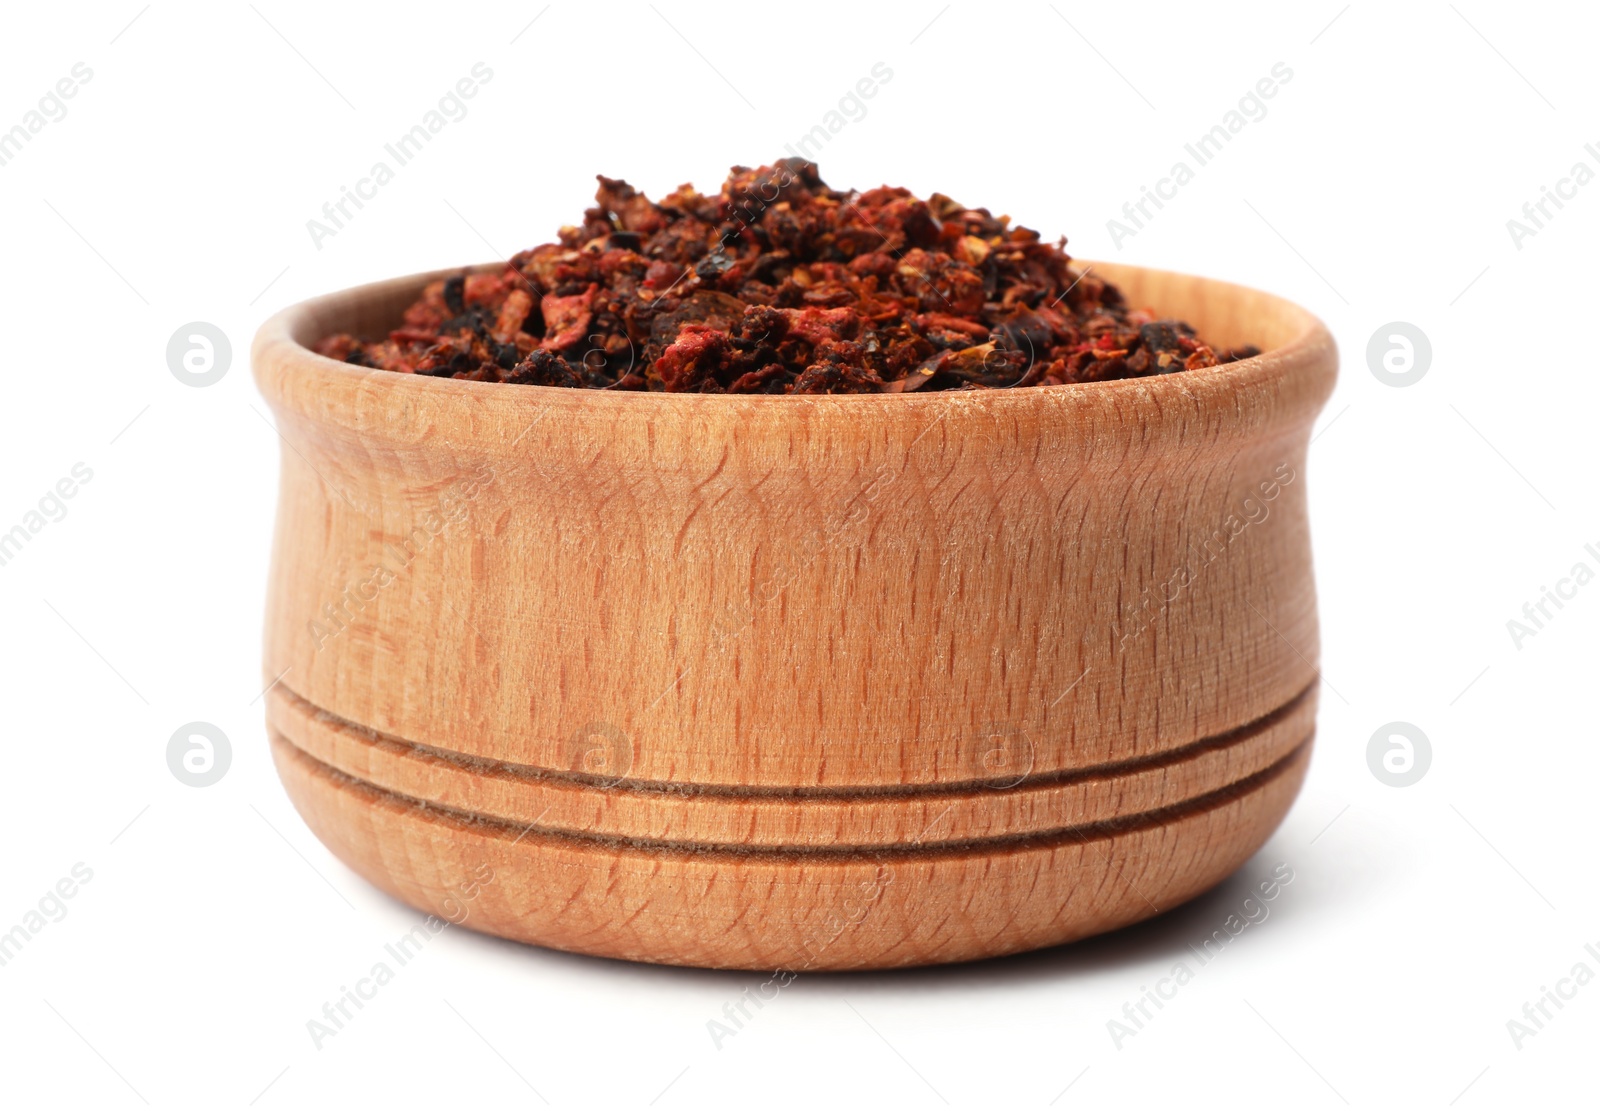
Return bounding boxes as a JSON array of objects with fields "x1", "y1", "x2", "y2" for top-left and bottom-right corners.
[{"x1": 316, "y1": 160, "x2": 1258, "y2": 393}]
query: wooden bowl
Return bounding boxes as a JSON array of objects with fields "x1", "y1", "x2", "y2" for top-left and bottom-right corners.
[{"x1": 252, "y1": 261, "x2": 1336, "y2": 970}]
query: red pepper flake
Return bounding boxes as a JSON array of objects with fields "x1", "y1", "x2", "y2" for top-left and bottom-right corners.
[{"x1": 315, "y1": 160, "x2": 1259, "y2": 393}]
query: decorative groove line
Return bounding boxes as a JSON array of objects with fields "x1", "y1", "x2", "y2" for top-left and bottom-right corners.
[
  {"x1": 270, "y1": 679, "x2": 1317, "y2": 801},
  {"x1": 271, "y1": 730, "x2": 1312, "y2": 860}
]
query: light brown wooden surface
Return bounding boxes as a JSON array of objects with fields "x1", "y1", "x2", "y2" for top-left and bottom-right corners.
[
  {"x1": 252, "y1": 260, "x2": 1337, "y2": 969},
  {"x1": 267, "y1": 681, "x2": 1317, "y2": 849}
]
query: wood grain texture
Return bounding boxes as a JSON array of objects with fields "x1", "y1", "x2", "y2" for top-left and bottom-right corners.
[
  {"x1": 252, "y1": 260, "x2": 1337, "y2": 969},
  {"x1": 270, "y1": 727, "x2": 1311, "y2": 970}
]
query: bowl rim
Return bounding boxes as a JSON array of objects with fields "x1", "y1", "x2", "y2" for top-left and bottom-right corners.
[{"x1": 252, "y1": 260, "x2": 1338, "y2": 449}]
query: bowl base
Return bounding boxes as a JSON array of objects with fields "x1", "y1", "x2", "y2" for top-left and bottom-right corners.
[{"x1": 269, "y1": 719, "x2": 1312, "y2": 971}]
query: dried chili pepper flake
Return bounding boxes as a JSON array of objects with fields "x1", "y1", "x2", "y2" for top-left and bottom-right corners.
[{"x1": 315, "y1": 161, "x2": 1255, "y2": 394}]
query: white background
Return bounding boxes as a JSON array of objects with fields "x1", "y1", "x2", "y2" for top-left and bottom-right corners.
[{"x1": 1, "y1": 2, "x2": 1595, "y2": 1107}]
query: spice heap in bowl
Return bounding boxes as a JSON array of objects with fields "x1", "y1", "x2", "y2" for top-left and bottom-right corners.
[{"x1": 316, "y1": 159, "x2": 1258, "y2": 394}]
